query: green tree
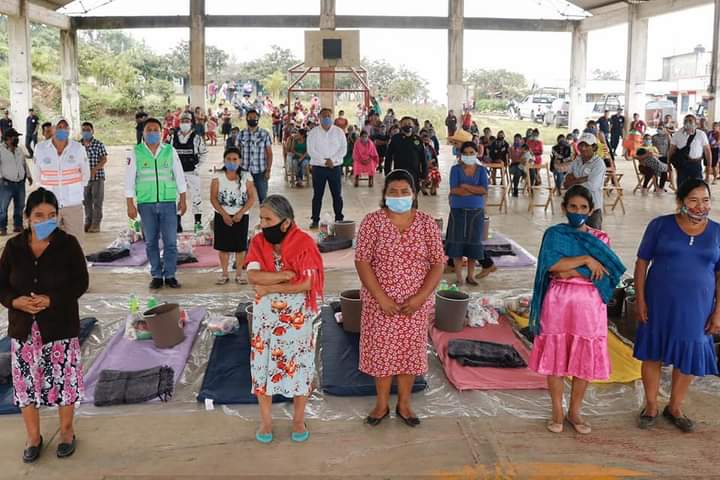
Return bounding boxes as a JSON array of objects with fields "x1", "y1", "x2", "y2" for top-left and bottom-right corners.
[
  {"x1": 464, "y1": 69, "x2": 528, "y2": 99},
  {"x1": 240, "y1": 45, "x2": 300, "y2": 82},
  {"x1": 387, "y1": 68, "x2": 429, "y2": 102},
  {"x1": 262, "y1": 70, "x2": 288, "y2": 100},
  {"x1": 361, "y1": 58, "x2": 395, "y2": 97}
]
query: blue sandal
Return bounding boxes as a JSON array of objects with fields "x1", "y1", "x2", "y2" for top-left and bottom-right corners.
[
  {"x1": 255, "y1": 431, "x2": 273, "y2": 444},
  {"x1": 291, "y1": 424, "x2": 310, "y2": 443}
]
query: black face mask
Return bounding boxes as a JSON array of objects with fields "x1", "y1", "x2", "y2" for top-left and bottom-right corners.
[
  {"x1": 262, "y1": 220, "x2": 289, "y2": 245},
  {"x1": 402, "y1": 126, "x2": 413, "y2": 134},
  {"x1": 247, "y1": 119, "x2": 258, "y2": 127}
]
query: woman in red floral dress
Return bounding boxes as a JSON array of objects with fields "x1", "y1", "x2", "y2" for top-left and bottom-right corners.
[{"x1": 355, "y1": 169, "x2": 446, "y2": 427}]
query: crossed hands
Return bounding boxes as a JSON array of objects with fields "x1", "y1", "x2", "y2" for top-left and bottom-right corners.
[
  {"x1": 12, "y1": 294, "x2": 51, "y2": 315},
  {"x1": 378, "y1": 294, "x2": 424, "y2": 317}
]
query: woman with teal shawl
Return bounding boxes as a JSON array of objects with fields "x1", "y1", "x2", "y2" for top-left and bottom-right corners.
[{"x1": 528, "y1": 185, "x2": 625, "y2": 435}]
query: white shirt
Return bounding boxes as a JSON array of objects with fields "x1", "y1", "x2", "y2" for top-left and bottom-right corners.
[
  {"x1": 569, "y1": 155, "x2": 606, "y2": 211},
  {"x1": 33, "y1": 139, "x2": 90, "y2": 208},
  {"x1": 671, "y1": 129, "x2": 709, "y2": 159},
  {"x1": 307, "y1": 125, "x2": 347, "y2": 167},
  {"x1": 125, "y1": 143, "x2": 188, "y2": 199}
]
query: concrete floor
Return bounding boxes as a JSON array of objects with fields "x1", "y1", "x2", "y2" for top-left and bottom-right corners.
[{"x1": 1, "y1": 143, "x2": 719, "y2": 479}]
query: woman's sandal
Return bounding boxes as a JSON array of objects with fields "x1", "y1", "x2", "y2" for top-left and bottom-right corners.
[
  {"x1": 566, "y1": 416, "x2": 592, "y2": 435},
  {"x1": 234, "y1": 276, "x2": 248, "y2": 285},
  {"x1": 546, "y1": 420, "x2": 564, "y2": 434},
  {"x1": 215, "y1": 276, "x2": 229, "y2": 285},
  {"x1": 291, "y1": 423, "x2": 310, "y2": 443},
  {"x1": 662, "y1": 406, "x2": 695, "y2": 433},
  {"x1": 637, "y1": 409, "x2": 658, "y2": 429},
  {"x1": 466, "y1": 277, "x2": 479, "y2": 286},
  {"x1": 255, "y1": 431, "x2": 273, "y2": 444},
  {"x1": 395, "y1": 407, "x2": 421, "y2": 427},
  {"x1": 365, "y1": 408, "x2": 390, "y2": 427}
]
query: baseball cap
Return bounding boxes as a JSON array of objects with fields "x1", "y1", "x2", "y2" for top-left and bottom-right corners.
[
  {"x1": 2, "y1": 128, "x2": 22, "y2": 140},
  {"x1": 578, "y1": 133, "x2": 597, "y2": 145},
  {"x1": 180, "y1": 112, "x2": 193, "y2": 121}
]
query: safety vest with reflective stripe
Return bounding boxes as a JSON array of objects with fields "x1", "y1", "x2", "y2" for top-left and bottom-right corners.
[
  {"x1": 35, "y1": 139, "x2": 88, "y2": 208},
  {"x1": 135, "y1": 143, "x2": 177, "y2": 204}
]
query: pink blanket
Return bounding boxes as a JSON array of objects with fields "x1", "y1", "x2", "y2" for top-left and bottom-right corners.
[{"x1": 430, "y1": 316, "x2": 547, "y2": 391}]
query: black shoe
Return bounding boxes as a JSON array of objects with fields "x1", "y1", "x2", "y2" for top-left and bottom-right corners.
[
  {"x1": 164, "y1": 277, "x2": 181, "y2": 289},
  {"x1": 149, "y1": 278, "x2": 164, "y2": 290},
  {"x1": 637, "y1": 409, "x2": 658, "y2": 429},
  {"x1": 23, "y1": 436, "x2": 43, "y2": 464},
  {"x1": 662, "y1": 406, "x2": 695, "y2": 433},
  {"x1": 56, "y1": 435, "x2": 76, "y2": 459},
  {"x1": 309, "y1": 222, "x2": 319, "y2": 230},
  {"x1": 365, "y1": 408, "x2": 390, "y2": 427},
  {"x1": 396, "y1": 407, "x2": 421, "y2": 428}
]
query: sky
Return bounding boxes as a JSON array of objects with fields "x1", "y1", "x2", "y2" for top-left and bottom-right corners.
[{"x1": 59, "y1": 0, "x2": 717, "y2": 102}]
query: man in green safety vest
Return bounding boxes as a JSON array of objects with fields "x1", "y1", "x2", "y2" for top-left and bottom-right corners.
[{"x1": 125, "y1": 117, "x2": 188, "y2": 289}]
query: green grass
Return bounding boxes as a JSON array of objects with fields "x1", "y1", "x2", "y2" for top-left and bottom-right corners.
[{"x1": 91, "y1": 115, "x2": 137, "y2": 145}]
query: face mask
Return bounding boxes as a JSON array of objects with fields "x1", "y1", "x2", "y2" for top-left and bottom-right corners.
[
  {"x1": 320, "y1": 117, "x2": 333, "y2": 128},
  {"x1": 643, "y1": 139, "x2": 652, "y2": 145},
  {"x1": 145, "y1": 132, "x2": 161, "y2": 145},
  {"x1": 514, "y1": 140, "x2": 521, "y2": 147},
  {"x1": 180, "y1": 123, "x2": 192, "y2": 133},
  {"x1": 81, "y1": 131, "x2": 93, "y2": 141},
  {"x1": 54, "y1": 129, "x2": 69, "y2": 142},
  {"x1": 680, "y1": 205, "x2": 709, "y2": 222},
  {"x1": 461, "y1": 155, "x2": 477, "y2": 166},
  {"x1": 33, "y1": 218, "x2": 57, "y2": 241},
  {"x1": 402, "y1": 126, "x2": 413, "y2": 134},
  {"x1": 684, "y1": 122, "x2": 695, "y2": 132},
  {"x1": 247, "y1": 119, "x2": 258, "y2": 127},
  {"x1": 262, "y1": 220, "x2": 289, "y2": 245},
  {"x1": 566, "y1": 212, "x2": 588, "y2": 228},
  {"x1": 224, "y1": 162, "x2": 239, "y2": 172},
  {"x1": 386, "y1": 196, "x2": 414, "y2": 214}
]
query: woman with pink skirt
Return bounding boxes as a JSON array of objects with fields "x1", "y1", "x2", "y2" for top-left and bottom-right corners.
[
  {"x1": 352, "y1": 130, "x2": 380, "y2": 187},
  {"x1": 528, "y1": 185, "x2": 625, "y2": 435}
]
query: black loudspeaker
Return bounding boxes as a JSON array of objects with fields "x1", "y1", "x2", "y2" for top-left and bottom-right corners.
[{"x1": 322, "y1": 38, "x2": 342, "y2": 60}]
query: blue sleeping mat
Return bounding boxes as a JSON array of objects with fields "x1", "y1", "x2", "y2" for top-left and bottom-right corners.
[
  {"x1": 0, "y1": 317, "x2": 98, "y2": 415},
  {"x1": 319, "y1": 303, "x2": 428, "y2": 396},
  {"x1": 196, "y1": 303, "x2": 289, "y2": 405}
]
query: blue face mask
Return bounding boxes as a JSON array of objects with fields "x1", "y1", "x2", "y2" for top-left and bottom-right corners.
[
  {"x1": 321, "y1": 117, "x2": 333, "y2": 128},
  {"x1": 386, "y1": 196, "x2": 413, "y2": 214},
  {"x1": 224, "y1": 162, "x2": 239, "y2": 172},
  {"x1": 33, "y1": 218, "x2": 58, "y2": 241},
  {"x1": 452, "y1": 147, "x2": 459, "y2": 156},
  {"x1": 54, "y1": 129, "x2": 69, "y2": 142},
  {"x1": 145, "y1": 132, "x2": 161, "y2": 145},
  {"x1": 461, "y1": 155, "x2": 477, "y2": 166},
  {"x1": 567, "y1": 212, "x2": 589, "y2": 228},
  {"x1": 81, "y1": 131, "x2": 93, "y2": 141}
]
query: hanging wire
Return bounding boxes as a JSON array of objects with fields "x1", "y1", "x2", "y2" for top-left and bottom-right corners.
[{"x1": 60, "y1": 0, "x2": 121, "y2": 15}]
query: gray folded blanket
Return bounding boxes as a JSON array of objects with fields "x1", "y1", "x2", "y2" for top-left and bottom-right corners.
[
  {"x1": 0, "y1": 352, "x2": 11, "y2": 384},
  {"x1": 448, "y1": 339, "x2": 527, "y2": 368},
  {"x1": 94, "y1": 366, "x2": 175, "y2": 407}
]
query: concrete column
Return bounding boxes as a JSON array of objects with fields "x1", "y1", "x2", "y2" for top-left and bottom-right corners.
[
  {"x1": 7, "y1": 0, "x2": 32, "y2": 136},
  {"x1": 319, "y1": 0, "x2": 336, "y2": 111},
  {"x1": 568, "y1": 25, "x2": 588, "y2": 131},
  {"x1": 189, "y1": 0, "x2": 206, "y2": 111},
  {"x1": 60, "y1": 29, "x2": 81, "y2": 136},
  {"x1": 706, "y1": 0, "x2": 720, "y2": 123},
  {"x1": 624, "y1": 4, "x2": 648, "y2": 129},
  {"x1": 447, "y1": 0, "x2": 464, "y2": 113}
]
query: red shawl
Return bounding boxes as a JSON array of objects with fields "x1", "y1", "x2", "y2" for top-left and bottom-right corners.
[{"x1": 244, "y1": 224, "x2": 324, "y2": 312}]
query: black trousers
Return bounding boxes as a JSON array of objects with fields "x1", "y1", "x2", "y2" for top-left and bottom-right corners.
[{"x1": 311, "y1": 166, "x2": 344, "y2": 223}]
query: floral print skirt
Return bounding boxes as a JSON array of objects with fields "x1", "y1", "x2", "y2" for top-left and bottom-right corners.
[
  {"x1": 10, "y1": 322, "x2": 84, "y2": 408},
  {"x1": 250, "y1": 293, "x2": 315, "y2": 398}
]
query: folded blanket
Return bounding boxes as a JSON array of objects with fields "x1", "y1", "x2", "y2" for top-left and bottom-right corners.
[
  {"x1": 85, "y1": 247, "x2": 130, "y2": 263},
  {"x1": 483, "y1": 244, "x2": 515, "y2": 257},
  {"x1": 318, "y1": 236, "x2": 353, "y2": 253},
  {"x1": 176, "y1": 253, "x2": 198, "y2": 265},
  {"x1": 94, "y1": 365, "x2": 174, "y2": 407},
  {"x1": 447, "y1": 339, "x2": 527, "y2": 368}
]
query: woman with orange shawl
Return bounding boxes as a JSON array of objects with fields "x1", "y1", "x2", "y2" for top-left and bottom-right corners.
[
  {"x1": 352, "y1": 129, "x2": 380, "y2": 187},
  {"x1": 245, "y1": 195, "x2": 324, "y2": 444}
]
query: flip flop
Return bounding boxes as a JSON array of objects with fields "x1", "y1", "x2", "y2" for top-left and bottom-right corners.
[
  {"x1": 546, "y1": 420, "x2": 564, "y2": 434},
  {"x1": 215, "y1": 276, "x2": 229, "y2": 285},
  {"x1": 566, "y1": 417, "x2": 592, "y2": 435},
  {"x1": 255, "y1": 431, "x2": 273, "y2": 444},
  {"x1": 465, "y1": 277, "x2": 479, "y2": 286}
]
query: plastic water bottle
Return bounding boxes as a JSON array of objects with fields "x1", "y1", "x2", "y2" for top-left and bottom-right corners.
[
  {"x1": 439, "y1": 280, "x2": 449, "y2": 292},
  {"x1": 194, "y1": 222, "x2": 202, "y2": 235},
  {"x1": 128, "y1": 294, "x2": 139, "y2": 314},
  {"x1": 147, "y1": 297, "x2": 158, "y2": 310}
]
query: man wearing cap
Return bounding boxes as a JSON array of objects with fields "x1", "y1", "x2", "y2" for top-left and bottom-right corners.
[
  {"x1": 25, "y1": 108, "x2": 39, "y2": 157},
  {"x1": 564, "y1": 132, "x2": 606, "y2": 229},
  {"x1": 610, "y1": 108, "x2": 625, "y2": 158},
  {"x1": 0, "y1": 128, "x2": 32, "y2": 235},
  {"x1": 307, "y1": 107, "x2": 347, "y2": 229},
  {"x1": 0, "y1": 110, "x2": 13, "y2": 139},
  {"x1": 385, "y1": 116, "x2": 427, "y2": 190},
  {"x1": 34, "y1": 118, "x2": 90, "y2": 244},
  {"x1": 80, "y1": 122, "x2": 108, "y2": 233},
  {"x1": 171, "y1": 111, "x2": 208, "y2": 232},
  {"x1": 126, "y1": 117, "x2": 187, "y2": 290}
]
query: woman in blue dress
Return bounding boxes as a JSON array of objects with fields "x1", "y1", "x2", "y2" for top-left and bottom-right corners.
[{"x1": 634, "y1": 178, "x2": 720, "y2": 432}]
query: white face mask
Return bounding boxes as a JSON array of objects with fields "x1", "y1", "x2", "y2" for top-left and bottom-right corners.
[
  {"x1": 180, "y1": 123, "x2": 192, "y2": 133},
  {"x1": 461, "y1": 155, "x2": 477, "y2": 166}
]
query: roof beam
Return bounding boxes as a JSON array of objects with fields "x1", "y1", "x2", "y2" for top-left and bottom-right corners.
[
  {"x1": 71, "y1": 14, "x2": 576, "y2": 32},
  {"x1": 579, "y1": 0, "x2": 714, "y2": 32},
  {"x1": 0, "y1": 0, "x2": 71, "y2": 29}
]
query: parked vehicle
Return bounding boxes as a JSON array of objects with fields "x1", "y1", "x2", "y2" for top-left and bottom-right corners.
[
  {"x1": 544, "y1": 98, "x2": 569, "y2": 128},
  {"x1": 592, "y1": 94, "x2": 624, "y2": 115},
  {"x1": 517, "y1": 95, "x2": 555, "y2": 123}
]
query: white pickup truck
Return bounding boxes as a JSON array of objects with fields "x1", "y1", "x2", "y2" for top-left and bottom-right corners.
[{"x1": 516, "y1": 95, "x2": 556, "y2": 123}]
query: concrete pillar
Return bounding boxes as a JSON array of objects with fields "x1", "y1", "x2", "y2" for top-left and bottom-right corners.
[
  {"x1": 568, "y1": 25, "x2": 588, "y2": 131},
  {"x1": 319, "y1": 0, "x2": 336, "y2": 111},
  {"x1": 7, "y1": 1, "x2": 32, "y2": 136},
  {"x1": 447, "y1": 0, "x2": 464, "y2": 113},
  {"x1": 624, "y1": 4, "x2": 648, "y2": 130},
  {"x1": 706, "y1": 0, "x2": 720, "y2": 123},
  {"x1": 189, "y1": 0, "x2": 206, "y2": 111},
  {"x1": 60, "y1": 29, "x2": 81, "y2": 136}
]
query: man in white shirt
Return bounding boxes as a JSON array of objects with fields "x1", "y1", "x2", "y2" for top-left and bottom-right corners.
[
  {"x1": 34, "y1": 118, "x2": 90, "y2": 245},
  {"x1": 307, "y1": 108, "x2": 347, "y2": 229},
  {"x1": 668, "y1": 114, "x2": 712, "y2": 189},
  {"x1": 564, "y1": 133, "x2": 607, "y2": 229}
]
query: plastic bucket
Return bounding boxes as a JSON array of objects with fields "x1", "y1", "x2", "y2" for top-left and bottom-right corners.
[
  {"x1": 435, "y1": 290, "x2": 470, "y2": 332},
  {"x1": 618, "y1": 296, "x2": 639, "y2": 342},
  {"x1": 334, "y1": 220, "x2": 356, "y2": 241},
  {"x1": 143, "y1": 303, "x2": 184, "y2": 349},
  {"x1": 482, "y1": 216, "x2": 490, "y2": 241},
  {"x1": 340, "y1": 289, "x2": 362, "y2": 333}
]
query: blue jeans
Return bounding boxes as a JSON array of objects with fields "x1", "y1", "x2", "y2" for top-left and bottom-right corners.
[
  {"x1": 311, "y1": 166, "x2": 344, "y2": 223},
  {"x1": 553, "y1": 171, "x2": 565, "y2": 192},
  {"x1": 138, "y1": 202, "x2": 178, "y2": 280},
  {"x1": 0, "y1": 179, "x2": 25, "y2": 230},
  {"x1": 297, "y1": 159, "x2": 310, "y2": 181},
  {"x1": 252, "y1": 172, "x2": 269, "y2": 204}
]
